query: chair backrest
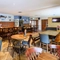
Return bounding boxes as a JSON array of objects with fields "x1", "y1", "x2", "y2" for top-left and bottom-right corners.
[
  {"x1": 49, "y1": 44, "x2": 57, "y2": 55},
  {"x1": 40, "y1": 34, "x2": 50, "y2": 44},
  {"x1": 49, "y1": 44, "x2": 60, "y2": 58},
  {"x1": 25, "y1": 47, "x2": 43, "y2": 60},
  {"x1": 55, "y1": 32, "x2": 60, "y2": 43},
  {"x1": 34, "y1": 47, "x2": 42, "y2": 55},
  {"x1": 28, "y1": 35, "x2": 33, "y2": 47},
  {"x1": 45, "y1": 27, "x2": 57, "y2": 31},
  {"x1": 25, "y1": 47, "x2": 36, "y2": 60}
]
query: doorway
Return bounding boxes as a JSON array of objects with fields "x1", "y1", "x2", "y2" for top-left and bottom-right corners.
[{"x1": 41, "y1": 19, "x2": 48, "y2": 31}]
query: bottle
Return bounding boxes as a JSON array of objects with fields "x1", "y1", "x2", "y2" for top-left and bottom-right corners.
[{"x1": 24, "y1": 29, "x2": 27, "y2": 36}]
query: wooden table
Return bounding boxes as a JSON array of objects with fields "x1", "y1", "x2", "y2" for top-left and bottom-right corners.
[
  {"x1": 11, "y1": 32, "x2": 39, "y2": 41},
  {"x1": 11, "y1": 33, "x2": 32, "y2": 41},
  {"x1": 0, "y1": 52, "x2": 13, "y2": 60},
  {"x1": 36, "y1": 52, "x2": 58, "y2": 60},
  {"x1": 39, "y1": 30, "x2": 59, "y2": 36}
]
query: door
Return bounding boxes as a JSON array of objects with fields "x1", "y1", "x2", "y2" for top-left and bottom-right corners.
[{"x1": 42, "y1": 19, "x2": 48, "y2": 31}]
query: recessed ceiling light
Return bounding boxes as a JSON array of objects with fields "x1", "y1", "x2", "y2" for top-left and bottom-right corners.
[{"x1": 13, "y1": 3, "x2": 15, "y2": 6}]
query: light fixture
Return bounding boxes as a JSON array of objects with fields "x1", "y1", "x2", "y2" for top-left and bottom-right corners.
[{"x1": 18, "y1": 11, "x2": 22, "y2": 13}]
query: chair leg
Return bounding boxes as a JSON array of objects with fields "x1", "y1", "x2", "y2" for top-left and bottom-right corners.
[
  {"x1": 40, "y1": 42, "x2": 41, "y2": 48},
  {"x1": 47, "y1": 44, "x2": 48, "y2": 52}
]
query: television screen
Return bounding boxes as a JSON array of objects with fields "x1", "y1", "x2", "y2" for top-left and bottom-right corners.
[{"x1": 52, "y1": 18, "x2": 60, "y2": 22}]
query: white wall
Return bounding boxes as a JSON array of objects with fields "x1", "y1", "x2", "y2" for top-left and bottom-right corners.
[
  {"x1": 38, "y1": 20, "x2": 41, "y2": 31},
  {"x1": 14, "y1": 19, "x2": 19, "y2": 27}
]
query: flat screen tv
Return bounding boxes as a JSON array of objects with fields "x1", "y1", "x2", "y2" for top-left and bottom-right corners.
[{"x1": 52, "y1": 18, "x2": 60, "y2": 22}]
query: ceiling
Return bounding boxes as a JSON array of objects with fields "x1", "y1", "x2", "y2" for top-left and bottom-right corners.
[{"x1": 0, "y1": 0, "x2": 60, "y2": 18}]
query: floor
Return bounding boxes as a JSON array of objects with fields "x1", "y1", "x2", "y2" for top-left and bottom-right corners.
[
  {"x1": 2, "y1": 38, "x2": 58, "y2": 60},
  {"x1": 2, "y1": 39, "x2": 32, "y2": 60}
]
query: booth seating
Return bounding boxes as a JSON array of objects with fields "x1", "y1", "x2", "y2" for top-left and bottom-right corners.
[
  {"x1": 45, "y1": 27, "x2": 57, "y2": 31},
  {"x1": 0, "y1": 27, "x2": 22, "y2": 39}
]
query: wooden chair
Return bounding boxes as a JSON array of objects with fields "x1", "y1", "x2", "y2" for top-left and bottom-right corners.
[
  {"x1": 22, "y1": 35, "x2": 33, "y2": 48},
  {"x1": 49, "y1": 44, "x2": 57, "y2": 55},
  {"x1": 55, "y1": 32, "x2": 60, "y2": 44},
  {"x1": 25, "y1": 47, "x2": 42, "y2": 60},
  {"x1": 12, "y1": 40, "x2": 21, "y2": 60},
  {"x1": 25, "y1": 48, "x2": 36, "y2": 60},
  {"x1": 49, "y1": 44, "x2": 60, "y2": 60}
]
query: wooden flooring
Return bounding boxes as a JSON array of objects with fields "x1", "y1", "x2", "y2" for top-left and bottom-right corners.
[
  {"x1": 2, "y1": 39, "x2": 27, "y2": 60},
  {"x1": 2, "y1": 39, "x2": 58, "y2": 60}
]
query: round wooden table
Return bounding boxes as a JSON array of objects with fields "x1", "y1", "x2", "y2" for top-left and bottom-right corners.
[{"x1": 11, "y1": 33, "x2": 32, "y2": 41}]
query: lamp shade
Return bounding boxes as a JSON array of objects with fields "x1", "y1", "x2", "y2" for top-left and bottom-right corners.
[{"x1": 55, "y1": 32, "x2": 60, "y2": 42}]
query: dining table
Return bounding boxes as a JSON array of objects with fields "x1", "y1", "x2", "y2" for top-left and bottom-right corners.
[
  {"x1": 0, "y1": 52, "x2": 13, "y2": 60},
  {"x1": 11, "y1": 32, "x2": 39, "y2": 41},
  {"x1": 11, "y1": 33, "x2": 33, "y2": 41},
  {"x1": 36, "y1": 52, "x2": 58, "y2": 60},
  {"x1": 39, "y1": 30, "x2": 59, "y2": 36}
]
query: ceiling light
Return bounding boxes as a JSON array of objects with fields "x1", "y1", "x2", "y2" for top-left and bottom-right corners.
[
  {"x1": 18, "y1": 11, "x2": 22, "y2": 13},
  {"x1": 13, "y1": 3, "x2": 15, "y2": 6}
]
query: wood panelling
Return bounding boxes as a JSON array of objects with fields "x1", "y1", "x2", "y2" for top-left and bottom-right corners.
[{"x1": 0, "y1": 22, "x2": 15, "y2": 28}]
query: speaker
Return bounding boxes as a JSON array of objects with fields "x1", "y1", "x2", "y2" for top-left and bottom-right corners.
[
  {"x1": 38, "y1": 17, "x2": 40, "y2": 20},
  {"x1": 19, "y1": 16, "x2": 22, "y2": 19}
]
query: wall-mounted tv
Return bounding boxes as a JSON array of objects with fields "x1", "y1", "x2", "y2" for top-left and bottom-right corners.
[{"x1": 52, "y1": 18, "x2": 60, "y2": 22}]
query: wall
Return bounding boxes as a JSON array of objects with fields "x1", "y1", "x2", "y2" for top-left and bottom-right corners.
[
  {"x1": 48, "y1": 17, "x2": 60, "y2": 27},
  {"x1": 0, "y1": 13, "x2": 14, "y2": 22},
  {"x1": 14, "y1": 16, "x2": 30, "y2": 27},
  {"x1": 0, "y1": 13, "x2": 14, "y2": 28},
  {"x1": 14, "y1": 16, "x2": 30, "y2": 23},
  {"x1": 0, "y1": 22, "x2": 14, "y2": 28}
]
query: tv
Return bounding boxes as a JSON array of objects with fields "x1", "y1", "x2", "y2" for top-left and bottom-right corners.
[{"x1": 52, "y1": 18, "x2": 60, "y2": 22}]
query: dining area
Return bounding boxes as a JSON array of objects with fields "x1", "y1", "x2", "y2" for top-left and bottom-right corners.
[{"x1": 0, "y1": 28, "x2": 60, "y2": 60}]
